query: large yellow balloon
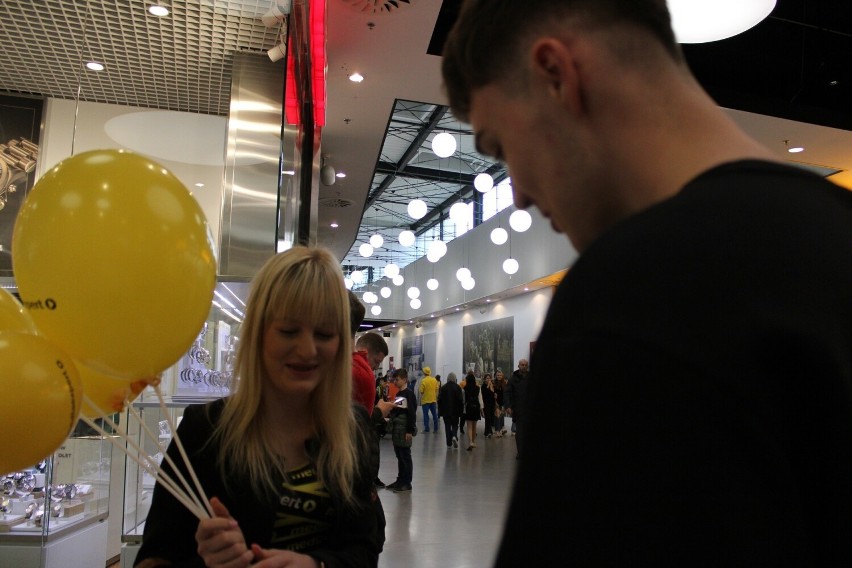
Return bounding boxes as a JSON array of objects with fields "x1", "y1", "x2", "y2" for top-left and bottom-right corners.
[
  {"x1": 77, "y1": 362, "x2": 140, "y2": 419},
  {"x1": 0, "y1": 287, "x2": 38, "y2": 334},
  {"x1": 0, "y1": 332, "x2": 82, "y2": 475},
  {"x1": 12, "y1": 149, "x2": 217, "y2": 379}
]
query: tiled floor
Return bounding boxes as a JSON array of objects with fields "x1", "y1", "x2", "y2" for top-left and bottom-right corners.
[{"x1": 376, "y1": 420, "x2": 518, "y2": 568}]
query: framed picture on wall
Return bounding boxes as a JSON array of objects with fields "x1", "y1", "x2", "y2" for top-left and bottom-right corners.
[
  {"x1": 462, "y1": 316, "x2": 514, "y2": 380},
  {"x1": 0, "y1": 93, "x2": 44, "y2": 277}
]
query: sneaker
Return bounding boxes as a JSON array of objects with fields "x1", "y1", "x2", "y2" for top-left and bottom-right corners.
[
  {"x1": 471, "y1": 442, "x2": 477, "y2": 448},
  {"x1": 392, "y1": 484, "x2": 412, "y2": 492},
  {"x1": 447, "y1": 445, "x2": 453, "y2": 449},
  {"x1": 452, "y1": 436, "x2": 458, "y2": 449},
  {"x1": 466, "y1": 445, "x2": 473, "y2": 451},
  {"x1": 373, "y1": 478, "x2": 386, "y2": 488},
  {"x1": 385, "y1": 481, "x2": 400, "y2": 491}
]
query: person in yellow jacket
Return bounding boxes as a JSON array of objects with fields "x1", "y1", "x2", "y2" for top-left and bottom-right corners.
[{"x1": 418, "y1": 366, "x2": 440, "y2": 433}]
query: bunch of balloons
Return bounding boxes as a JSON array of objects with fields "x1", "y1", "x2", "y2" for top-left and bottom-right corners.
[{"x1": 1, "y1": 149, "x2": 217, "y2": 475}]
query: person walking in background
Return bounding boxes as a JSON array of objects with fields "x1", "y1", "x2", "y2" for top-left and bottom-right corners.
[
  {"x1": 480, "y1": 374, "x2": 497, "y2": 439},
  {"x1": 504, "y1": 360, "x2": 529, "y2": 459},
  {"x1": 438, "y1": 372, "x2": 464, "y2": 449},
  {"x1": 135, "y1": 246, "x2": 384, "y2": 568},
  {"x1": 493, "y1": 370, "x2": 507, "y2": 437},
  {"x1": 353, "y1": 331, "x2": 395, "y2": 488},
  {"x1": 442, "y1": 0, "x2": 852, "y2": 564},
  {"x1": 418, "y1": 366, "x2": 440, "y2": 433},
  {"x1": 462, "y1": 371, "x2": 483, "y2": 451},
  {"x1": 387, "y1": 369, "x2": 416, "y2": 493}
]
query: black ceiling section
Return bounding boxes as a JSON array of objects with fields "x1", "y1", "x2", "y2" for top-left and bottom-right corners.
[
  {"x1": 682, "y1": 0, "x2": 852, "y2": 132},
  {"x1": 425, "y1": 0, "x2": 852, "y2": 132},
  {"x1": 427, "y1": 0, "x2": 462, "y2": 57}
]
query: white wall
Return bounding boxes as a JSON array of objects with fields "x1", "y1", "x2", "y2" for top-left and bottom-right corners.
[
  {"x1": 379, "y1": 286, "x2": 555, "y2": 379},
  {"x1": 41, "y1": 98, "x2": 227, "y2": 249}
]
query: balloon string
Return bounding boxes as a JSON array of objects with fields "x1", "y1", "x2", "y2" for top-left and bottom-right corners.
[
  {"x1": 70, "y1": 0, "x2": 94, "y2": 157},
  {"x1": 77, "y1": 412, "x2": 207, "y2": 521},
  {"x1": 124, "y1": 402, "x2": 207, "y2": 517},
  {"x1": 152, "y1": 384, "x2": 215, "y2": 518}
]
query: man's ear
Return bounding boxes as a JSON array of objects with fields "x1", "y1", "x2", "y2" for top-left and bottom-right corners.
[{"x1": 530, "y1": 38, "x2": 583, "y2": 114}]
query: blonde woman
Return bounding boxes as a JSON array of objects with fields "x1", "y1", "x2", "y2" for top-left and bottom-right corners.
[{"x1": 136, "y1": 246, "x2": 385, "y2": 568}]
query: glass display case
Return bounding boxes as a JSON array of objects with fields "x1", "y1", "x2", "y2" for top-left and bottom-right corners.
[{"x1": 0, "y1": 420, "x2": 113, "y2": 567}]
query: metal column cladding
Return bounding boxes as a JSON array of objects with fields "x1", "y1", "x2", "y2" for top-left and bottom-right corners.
[{"x1": 218, "y1": 52, "x2": 291, "y2": 278}]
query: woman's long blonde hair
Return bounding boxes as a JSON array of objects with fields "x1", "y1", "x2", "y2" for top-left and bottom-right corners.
[{"x1": 212, "y1": 246, "x2": 359, "y2": 504}]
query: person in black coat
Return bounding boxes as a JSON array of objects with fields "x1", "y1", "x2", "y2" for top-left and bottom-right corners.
[
  {"x1": 481, "y1": 374, "x2": 497, "y2": 438},
  {"x1": 437, "y1": 372, "x2": 464, "y2": 449}
]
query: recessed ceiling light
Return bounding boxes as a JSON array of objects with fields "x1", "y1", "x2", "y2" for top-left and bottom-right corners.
[
  {"x1": 149, "y1": 5, "x2": 170, "y2": 17},
  {"x1": 335, "y1": 172, "x2": 346, "y2": 178},
  {"x1": 349, "y1": 72, "x2": 364, "y2": 83},
  {"x1": 194, "y1": 182, "x2": 204, "y2": 187},
  {"x1": 330, "y1": 222, "x2": 339, "y2": 228},
  {"x1": 85, "y1": 61, "x2": 104, "y2": 71},
  {"x1": 788, "y1": 146, "x2": 805, "y2": 153}
]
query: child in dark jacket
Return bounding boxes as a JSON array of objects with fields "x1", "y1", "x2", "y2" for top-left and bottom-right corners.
[{"x1": 387, "y1": 368, "x2": 417, "y2": 492}]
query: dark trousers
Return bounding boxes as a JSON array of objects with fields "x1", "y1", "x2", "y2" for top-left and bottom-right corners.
[
  {"x1": 483, "y1": 405, "x2": 495, "y2": 436},
  {"x1": 443, "y1": 417, "x2": 459, "y2": 447},
  {"x1": 393, "y1": 444, "x2": 413, "y2": 485}
]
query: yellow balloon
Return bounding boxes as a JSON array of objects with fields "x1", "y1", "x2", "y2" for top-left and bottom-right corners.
[
  {"x1": 76, "y1": 362, "x2": 140, "y2": 418},
  {"x1": 12, "y1": 149, "x2": 216, "y2": 379},
  {"x1": 0, "y1": 287, "x2": 38, "y2": 334},
  {"x1": 0, "y1": 332, "x2": 82, "y2": 475}
]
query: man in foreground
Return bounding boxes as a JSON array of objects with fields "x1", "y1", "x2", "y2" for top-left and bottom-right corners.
[{"x1": 442, "y1": 0, "x2": 852, "y2": 564}]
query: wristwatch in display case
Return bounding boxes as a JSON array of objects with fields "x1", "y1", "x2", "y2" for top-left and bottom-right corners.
[{"x1": 0, "y1": 137, "x2": 39, "y2": 210}]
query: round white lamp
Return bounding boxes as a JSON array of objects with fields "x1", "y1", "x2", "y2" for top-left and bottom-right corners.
[
  {"x1": 359, "y1": 243, "x2": 374, "y2": 257},
  {"x1": 369, "y1": 234, "x2": 384, "y2": 248},
  {"x1": 427, "y1": 278, "x2": 439, "y2": 290},
  {"x1": 392, "y1": 274, "x2": 404, "y2": 286},
  {"x1": 503, "y1": 258, "x2": 519, "y2": 275},
  {"x1": 407, "y1": 199, "x2": 427, "y2": 220},
  {"x1": 474, "y1": 173, "x2": 494, "y2": 193},
  {"x1": 490, "y1": 227, "x2": 508, "y2": 245},
  {"x1": 371, "y1": 305, "x2": 382, "y2": 316},
  {"x1": 461, "y1": 277, "x2": 476, "y2": 291},
  {"x1": 456, "y1": 267, "x2": 471, "y2": 282},
  {"x1": 432, "y1": 132, "x2": 457, "y2": 158},
  {"x1": 509, "y1": 209, "x2": 532, "y2": 232},
  {"x1": 398, "y1": 230, "x2": 416, "y2": 247},
  {"x1": 384, "y1": 263, "x2": 399, "y2": 278},
  {"x1": 668, "y1": 0, "x2": 776, "y2": 44},
  {"x1": 410, "y1": 298, "x2": 422, "y2": 310},
  {"x1": 380, "y1": 286, "x2": 392, "y2": 298}
]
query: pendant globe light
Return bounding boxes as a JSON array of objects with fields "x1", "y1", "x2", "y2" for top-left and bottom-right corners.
[
  {"x1": 384, "y1": 263, "x2": 399, "y2": 278},
  {"x1": 398, "y1": 230, "x2": 416, "y2": 247},
  {"x1": 407, "y1": 199, "x2": 427, "y2": 220},
  {"x1": 667, "y1": 0, "x2": 776, "y2": 44},
  {"x1": 490, "y1": 227, "x2": 508, "y2": 245},
  {"x1": 474, "y1": 172, "x2": 494, "y2": 193},
  {"x1": 509, "y1": 209, "x2": 532, "y2": 232},
  {"x1": 427, "y1": 278, "x2": 439, "y2": 290},
  {"x1": 432, "y1": 132, "x2": 457, "y2": 158}
]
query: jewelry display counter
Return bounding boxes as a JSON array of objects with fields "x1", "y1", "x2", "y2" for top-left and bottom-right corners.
[{"x1": 0, "y1": 421, "x2": 113, "y2": 567}]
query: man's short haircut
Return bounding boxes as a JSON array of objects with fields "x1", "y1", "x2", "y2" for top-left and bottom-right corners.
[
  {"x1": 348, "y1": 290, "x2": 366, "y2": 336},
  {"x1": 441, "y1": 0, "x2": 681, "y2": 121},
  {"x1": 355, "y1": 332, "x2": 389, "y2": 356},
  {"x1": 393, "y1": 368, "x2": 409, "y2": 379}
]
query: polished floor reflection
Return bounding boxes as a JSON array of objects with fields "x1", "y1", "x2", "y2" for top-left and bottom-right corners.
[{"x1": 376, "y1": 420, "x2": 518, "y2": 568}]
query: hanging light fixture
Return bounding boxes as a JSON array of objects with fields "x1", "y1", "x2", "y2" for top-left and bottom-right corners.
[
  {"x1": 410, "y1": 298, "x2": 422, "y2": 309},
  {"x1": 503, "y1": 258, "x2": 519, "y2": 275},
  {"x1": 407, "y1": 286, "x2": 421, "y2": 300},
  {"x1": 359, "y1": 243, "x2": 374, "y2": 257},
  {"x1": 490, "y1": 227, "x2": 508, "y2": 245},
  {"x1": 509, "y1": 210, "x2": 532, "y2": 232},
  {"x1": 398, "y1": 230, "x2": 416, "y2": 247},
  {"x1": 456, "y1": 267, "x2": 471, "y2": 282},
  {"x1": 392, "y1": 274, "x2": 404, "y2": 286},
  {"x1": 428, "y1": 238, "x2": 447, "y2": 259},
  {"x1": 380, "y1": 286, "x2": 392, "y2": 298},
  {"x1": 431, "y1": 132, "x2": 457, "y2": 158},
  {"x1": 344, "y1": 277, "x2": 354, "y2": 290},
  {"x1": 369, "y1": 234, "x2": 384, "y2": 248},
  {"x1": 474, "y1": 172, "x2": 494, "y2": 193},
  {"x1": 427, "y1": 278, "x2": 439, "y2": 290},
  {"x1": 667, "y1": 0, "x2": 776, "y2": 44},
  {"x1": 407, "y1": 199, "x2": 427, "y2": 220},
  {"x1": 371, "y1": 305, "x2": 382, "y2": 316},
  {"x1": 384, "y1": 263, "x2": 399, "y2": 278},
  {"x1": 461, "y1": 277, "x2": 476, "y2": 291},
  {"x1": 351, "y1": 270, "x2": 364, "y2": 284},
  {"x1": 449, "y1": 201, "x2": 468, "y2": 225}
]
